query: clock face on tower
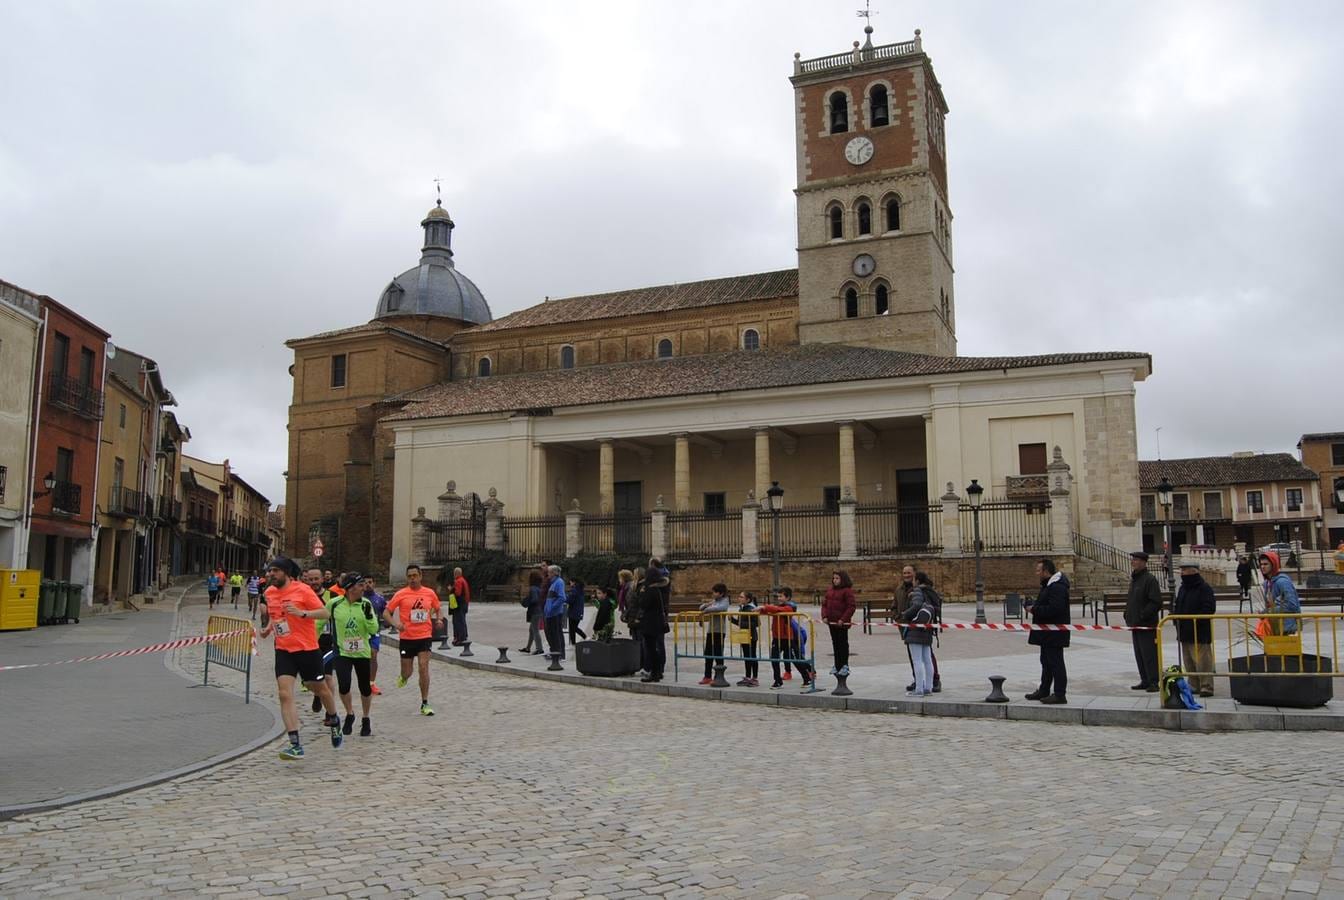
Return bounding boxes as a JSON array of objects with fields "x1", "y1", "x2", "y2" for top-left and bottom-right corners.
[
  {"x1": 852, "y1": 254, "x2": 876, "y2": 277},
  {"x1": 844, "y1": 136, "x2": 874, "y2": 165}
]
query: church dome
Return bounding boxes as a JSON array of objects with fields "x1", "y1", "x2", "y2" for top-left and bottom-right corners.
[{"x1": 373, "y1": 202, "x2": 492, "y2": 326}]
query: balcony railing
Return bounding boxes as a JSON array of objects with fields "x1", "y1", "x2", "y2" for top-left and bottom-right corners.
[
  {"x1": 107, "y1": 485, "x2": 146, "y2": 518},
  {"x1": 51, "y1": 480, "x2": 81, "y2": 515},
  {"x1": 48, "y1": 373, "x2": 104, "y2": 420},
  {"x1": 186, "y1": 515, "x2": 215, "y2": 534},
  {"x1": 156, "y1": 496, "x2": 181, "y2": 522},
  {"x1": 797, "y1": 38, "x2": 921, "y2": 74}
]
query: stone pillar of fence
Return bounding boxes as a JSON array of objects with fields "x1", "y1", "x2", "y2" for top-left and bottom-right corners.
[
  {"x1": 410, "y1": 507, "x2": 431, "y2": 565},
  {"x1": 838, "y1": 486, "x2": 858, "y2": 560},
  {"x1": 484, "y1": 487, "x2": 505, "y2": 552},
  {"x1": 565, "y1": 500, "x2": 583, "y2": 558},
  {"x1": 939, "y1": 483, "x2": 962, "y2": 558},
  {"x1": 741, "y1": 492, "x2": 760, "y2": 562},
  {"x1": 437, "y1": 480, "x2": 462, "y2": 522},
  {"x1": 650, "y1": 495, "x2": 668, "y2": 561},
  {"x1": 1047, "y1": 450, "x2": 1074, "y2": 556}
]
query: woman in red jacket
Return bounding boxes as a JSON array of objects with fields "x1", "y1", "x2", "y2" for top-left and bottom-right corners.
[{"x1": 822, "y1": 570, "x2": 856, "y2": 677}]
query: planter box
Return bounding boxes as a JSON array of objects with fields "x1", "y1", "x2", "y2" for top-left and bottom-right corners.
[
  {"x1": 576, "y1": 638, "x2": 641, "y2": 677},
  {"x1": 1226, "y1": 654, "x2": 1334, "y2": 708}
]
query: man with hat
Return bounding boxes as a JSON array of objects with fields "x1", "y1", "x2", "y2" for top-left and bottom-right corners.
[
  {"x1": 1172, "y1": 561, "x2": 1216, "y2": 697},
  {"x1": 1125, "y1": 550, "x2": 1164, "y2": 692}
]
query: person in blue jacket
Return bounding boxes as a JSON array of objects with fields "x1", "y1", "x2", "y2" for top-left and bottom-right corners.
[
  {"x1": 1258, "y1": 550, "x2": 1301, "y2": 635},
  {"x1": 542, "y1": 565, "x2": 569, "y2": 660}
]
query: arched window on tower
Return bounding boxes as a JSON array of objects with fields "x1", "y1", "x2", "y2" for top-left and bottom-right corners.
[
  {"x1": 560, "y1": 345, "x2": 575, "y2": 369},
  {"x1": 657, "y1": 338, "x2": 673, "y2": 359},
  {"x1": 856, "y1": 202, "x2": 871, "y2": 236},
  {"x1": 742, "y1": 328, "x2": 760, "y2": 351},
  {"x1": 875, "y1": 284, "x2": 890, "y2": 316},
  {"x1": 844, "y1": 287, "x2": 859, "y2": 319},
  {"x1": 870, "y1": 84, "x2": 889, "y2": 127},
  {"x1": 478, "y1": 357, "x2": 492, "y2": 377},
  {"x1": 829, "y1": 205, "x2": 843, "y2": 240},
  {"x1": 829, "y1": 92, "x2": 849, "y2": 134},
  {"x1": 885, "y1": 197, "x2": 901, "y2": 232}
]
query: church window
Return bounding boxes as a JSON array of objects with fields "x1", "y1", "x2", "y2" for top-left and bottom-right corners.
[
  {"x1": 478, "y1": 357, "x2": 492, "y2": 377},
  {"x1": 828, "y1": 205, "x2": 843, "y2": 240},
  {"x1": 829, "y1": 92, "x2": 849, "y2": 134},
  {"x1": 742, "y1": 328, "x2": 760, "y2": 351},
  {"x1": 856, "y1": 202, "x2": 871, "y2": 236},
  {"x1": 331, "y1": 354, "x2": 347, "y2": 388},
  {"x1": 875, "y1": 284, "x2": 889, "y2": 316},
  {"x1": 884, "y1": 196, "x2": 901, "y2": 231},
  {"x1": 560, "y1": 345, "x2": 575, "y2": 369},
  {"x1": 657, "y1": 338, "x2": 673, "y2": 359},
  {"x1": 870, "y1": 84, "x2": 889, "y2": 127},
  {"x1": 384, "y1": 283, "x2": 403, "y2": 312},
  {"x1": 844, "y1": 288, "x2": 859, "y2": 319}
]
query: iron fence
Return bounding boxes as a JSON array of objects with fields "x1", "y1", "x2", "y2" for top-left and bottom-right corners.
[
  {"x1": 579, "y1": 513, "x2": 651, "y2": 556},
  {"x1": 854, "y1": 503, "x2": 942, "y2": 555},
  {"x1": 762, "y1": 504, "x2": 841, "y2": 560},
  {"x1": 666, "y1": 510, "x2": 743, "y2": 561},
  {"x1": 959, "y1": 498, "x2": 1051, "y2": 552},
  {"x1": 426, "y1": 518, "x2": 486, "y2": 565},
  {"x1": 501, "y1": 515, "x2": 566, "y2": 561}
]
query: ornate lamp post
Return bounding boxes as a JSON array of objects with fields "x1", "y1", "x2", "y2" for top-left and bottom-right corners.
[
  {"x1": 966, "y1": 478, "x2": 985, "y2": 625},
  {"x1": 766, "y1": 481, "x2": 784, "y2": 593},
  {"x1": 1293, "y1": 524, "x2": 1303, "y2": 583},
  {"x1": 1156, "y1": 475, "x2": 1174, "y2": 594}
]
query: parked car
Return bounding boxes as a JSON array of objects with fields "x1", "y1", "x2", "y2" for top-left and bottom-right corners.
[{"x1": 1257, "y1": 542, "x2": 1300, "y2": 557}]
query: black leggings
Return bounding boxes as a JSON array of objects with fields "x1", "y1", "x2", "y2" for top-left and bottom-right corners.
[
  {"x1": 335, "y1": 656, "x2": 373, "y2": 697},
  {"x1": 828, "y1": 624, "x2": 850, "y2": 669},
  {"x1": 741, "y1": 642, "x2": 758, "y2": 678},
  {"x1": 569, "y1": 619, "x2": 586, "y2": 642}
]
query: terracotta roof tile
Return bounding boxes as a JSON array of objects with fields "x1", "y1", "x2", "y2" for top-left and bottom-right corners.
[
  {"x1": 385, "y1": 343, "x2": 1149, "y2": 422},
  {"x1": 465, "y1": 269, "x2": 799, "y2": 334},
  {"x1": 1138, "y1": 454, "x2": 1319, "y2": 489}
]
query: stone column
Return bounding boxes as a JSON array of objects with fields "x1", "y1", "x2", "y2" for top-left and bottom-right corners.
[
  {"x1": 564, "y1": 500, "x2": 583, "y2": 558},
  {"x1": 940, "y1": 483, "x2": 962, "y2": 558},
  {"x1": 598, "y1": 440, "x2": 615, "y2": 515},
  {"x1": 837, "y1": 421, "x2": 857, "y2": 500},
  {"x1": 838, "y1": 486, "x2": 858, "y2": 560},
  {"x1": 753, "y1": 427, "x2": 771, "y2": 502},
  {"x1": 741, "y1": 493, "x2": 760, "y2": 562},
  {"x1": 484, "y1": 487, "x2": 505, "y2": 552},
  {"x1": 650, "y1": 495, "x2": 668, "y2": 561},
  {"x1": 1047, "y1": 449, "x2": 1074, "y2": 556},
  {"x1": 410, "y1": 507, "x2": 431, "y2": 565},
  {"x1": 437, "y1": 480, "x2": 463, "y2": 522},
  {"x1": 673, "y1": 433, "x2": 691, "y2": 511}
]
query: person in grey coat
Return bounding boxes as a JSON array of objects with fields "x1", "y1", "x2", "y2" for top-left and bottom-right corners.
[
  {"x1": 1125, "y1": 551, "x2": 1163, "y2": 692},
  {"x1": 697, "y1": 583, "x2": 731, "y2": 684}
]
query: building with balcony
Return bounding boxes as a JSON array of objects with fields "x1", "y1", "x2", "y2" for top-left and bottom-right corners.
[
  {"x1": 1139, "y1": 453, "x2": 1323, "y2": 555},
  {"x1": 1298, "y1": 433, "x2": 1344, "y2": 549},
  {"x1": 155, "y1": 411, "x2": 190, "y2": 584},
  {"x1": 181, "y1": 454, "x2": 270, "y2": 575},
  {"x1": 0, "y1": 281, "x2": 42, "y2": 569},
  {"x1": 93, "y1": 364, "x2": 153, "y2": 606}
]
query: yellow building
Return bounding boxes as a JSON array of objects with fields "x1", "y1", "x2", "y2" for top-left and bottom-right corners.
[
  {"x1": 94, "y1": 369, "x2": 151, "y2": 605},
  {"x1": 0, "y1": 281, "x2": 42, "y2": 569}
]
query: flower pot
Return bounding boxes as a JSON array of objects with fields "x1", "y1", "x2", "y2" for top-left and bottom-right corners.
[
  {"x1": 576, "y1": 638, "x2": 642, "y2": 677},
  {"x1": 1225, "y1": 653, "x2": 1334, "y2": 708}
]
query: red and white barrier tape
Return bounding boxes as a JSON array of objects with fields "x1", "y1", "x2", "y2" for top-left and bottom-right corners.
[
  {"x1": 864, "y1": 621, "x2": 1155, "y2": 632},
  {"x1": 0, "y1": 627, "x2": 256, "y2": 672}
]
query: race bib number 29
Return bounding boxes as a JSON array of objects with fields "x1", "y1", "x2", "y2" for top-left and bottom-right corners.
[
  {"x1": 409, "y1": 609, "x2": 429, "y2": 624},
  {"x1": 343, "y1": 637, "x2": 367, "y2": 654}
]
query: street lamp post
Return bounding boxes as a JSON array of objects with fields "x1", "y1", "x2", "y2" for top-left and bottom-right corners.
[
  {"x1": 967, "y1": 479, "x2": 985, "y2": 625},
  {"x1": 1315, "y1": 517, "x2": 1325, "y2": 569},
  {"x1": 1156, "y1": 476, "x2": 1174, "y2": 595},
  {"x1": 766, "y1": 481, "x2": 784, "y2": 593},
  {"x1": 1293, "y1": 525, "x2": 1302, "y2": 583}
]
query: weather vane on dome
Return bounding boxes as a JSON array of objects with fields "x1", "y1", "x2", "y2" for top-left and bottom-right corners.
[{"x1": 433, "y1": 176, "x2": 442, "y2": 207}]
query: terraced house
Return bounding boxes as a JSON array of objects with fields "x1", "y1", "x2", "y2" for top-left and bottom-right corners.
[{"x1": 285, "y1": 28, "x2": 1152, "y2": 591}]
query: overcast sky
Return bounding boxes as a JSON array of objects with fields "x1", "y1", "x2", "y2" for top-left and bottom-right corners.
[{"x1": 3, "y1": 1, "x2": 1340, "y2": 505}]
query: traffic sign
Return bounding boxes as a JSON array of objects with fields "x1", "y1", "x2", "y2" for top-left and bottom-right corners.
[{"x1": 313, "y1": 538, "x2": 325, "y2": 558}]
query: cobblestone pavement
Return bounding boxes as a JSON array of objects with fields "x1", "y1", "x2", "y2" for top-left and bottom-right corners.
[{"x1": 2, "y1": 592, "x2": 1343, "y2": 898}]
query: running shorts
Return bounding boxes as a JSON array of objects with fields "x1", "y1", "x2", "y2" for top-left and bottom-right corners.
[
  {"x1": 399, "y1": 637, "x2": 434, "y2": 658},
  {"x1": 275, "y1": 648, "x2": 326, "y2": 682},
  {"x1": 370, "y1": 633, "x2": 381, "y2": 652}
]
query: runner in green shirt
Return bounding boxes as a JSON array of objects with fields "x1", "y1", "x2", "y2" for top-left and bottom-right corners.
[
  {"x1": 326, "y1": 573, "x2": 381, "y2": 736},
  {"x1": 228, "y1": 572, "x2": 244, "y2": 608}
]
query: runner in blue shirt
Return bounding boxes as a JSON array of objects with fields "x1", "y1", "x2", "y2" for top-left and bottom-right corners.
[{"x1": 362, "y1": 575, "x2": 389, "y2": 695}]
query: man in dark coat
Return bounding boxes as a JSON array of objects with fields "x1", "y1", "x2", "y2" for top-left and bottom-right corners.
[
  {"x1": 1235, "y1": 556, "x2": 1254, "y2": 600},
  {"x1": 1125, "y1": 551, "x2": 1163, "y2": 692},
  {"x1": 1025, "y1": 557, "x2": 1070, "y2": 704},
  {"x1": 1172, "y1": 562, "x2": 1216, "y2": 697}
]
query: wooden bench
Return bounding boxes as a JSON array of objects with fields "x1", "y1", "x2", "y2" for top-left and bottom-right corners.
[{"x1": 482, "y1": 584, "x2": 518, "y2": 603}]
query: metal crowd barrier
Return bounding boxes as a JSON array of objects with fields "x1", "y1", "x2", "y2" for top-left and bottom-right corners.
[
  {"x1": 671, "y1": 610, "x2": 817, "y2": 687},
  {"x1": 205, "y1": 614, "x2": 256, "y2": 703}
]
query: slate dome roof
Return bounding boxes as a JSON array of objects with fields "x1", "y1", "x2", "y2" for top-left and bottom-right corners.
[{"x1": 373, "y1": 203, "x2": 492, "y2": 326}]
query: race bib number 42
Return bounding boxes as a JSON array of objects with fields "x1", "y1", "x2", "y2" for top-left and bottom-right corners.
[{"x1": 409, "y1": 609, "x2": 429, "y2": 623}]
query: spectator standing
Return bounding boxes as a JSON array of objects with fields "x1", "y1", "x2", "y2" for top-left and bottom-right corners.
[
  {"x1": 900, "y1": 574, "x2": 935, "y2": 695},
  {"x1": 636, "y1": 567, "x2": 669, "y2": 682},
  {"x1": 592, "y1": 585, "x2": 617, "y2": 638},
  {"x1": 451, "y1": 567, "x2": 470, "y2": 646},
  {"x1": 759, "y1": 587, "x2": 814, "y2": 689},
  {"x1": 521, "y1": 570, "x2": 545, "y2": 654},
  {"x1": 542, "y1": 565, "x2": 568, "y2": 661},
  {"x1": 822, "y1": 570, "x2": 856, "y2": 678},
  {"x1": 616, "y1": 569, "x2": 634, "y2": 630},
  {"x1": 1259, "y1": 551, "x2": 1301, "y2": 635},
  {"x1": 697, "y1": 583, "x2": 731, "y2": 685},
  {"x1": 895, "y1": 564, "x2": 941, "y2": 692},
  {"x1": 1236, "y1": 555, "x2": 1254, "y2": 600},
  {"x1": 566, "y1": 578, "x2": 587, "y2": 644},
  {"x1": 1172, "y1": 562, "x2": 1216, "y2": 697},
  {"x1": 732, "y1": 591, "x2": 759, "y2": 686},
  {"x1": 1025, "y1": 557, "x2": 1071, "y2": 704},
  {"x1": 1125, "y1": 551, "x2": 1163, "y2": 692}
]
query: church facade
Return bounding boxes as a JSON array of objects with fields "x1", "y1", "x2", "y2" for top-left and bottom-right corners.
[{"x1": 285, "y1": 29, "x2": 1150, "y2": 585}]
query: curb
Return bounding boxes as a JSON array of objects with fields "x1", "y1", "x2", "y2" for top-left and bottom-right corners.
[
  {"x1": 390, "y1": 637, "x2": 1344, "y2": 733},
  {"x1": 0, "y1": 586, "x2": 285, "y2": 821}
]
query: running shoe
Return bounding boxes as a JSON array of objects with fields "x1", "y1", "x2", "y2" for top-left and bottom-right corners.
[
  {"x1": 770, "y1": 681, "x2": 784, "y2": 690},
  {"x1": 359, "y1": 718, "x2": 372, "y2": 737},
  {"x1": 330, "y1": 724, "x2": 343, "y2": 748},
  {"x1": 396, "y1": 675, "x2": 408, "y2": 688},
  {"x1": 420, "y1": 701, "x2": 435, "y2": 716},
  {"x1": 322, "y1": 712, "x2": 340, "y2": 729},
  {"x1": 342, "y1": 714, "x2": 355, "y2": 736},
  {"x1": 279, "y1": 743, "x2": 304, "y2": 761},
  {"x1": 370, "y1": 683, "x2": 382, "y2": 696}
]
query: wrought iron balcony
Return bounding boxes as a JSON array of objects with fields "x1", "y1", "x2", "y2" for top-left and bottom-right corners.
[
  {"x1": 51, "y1": 480, "x2": 81, "y2": 515},
  {"x1": 48, "y1": 373, "x2": 104, "y2": 420}
]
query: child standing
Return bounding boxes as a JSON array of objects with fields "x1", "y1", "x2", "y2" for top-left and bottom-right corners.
[
  {"x1": 732, "y1": 591, "x2": 759, "y2": 686},
  {"x1": 901, "y1": 574, "x2": 935, "y2": 696},
  {"x1": 758, "y1": 587, "x2": 814, "y2": 689},
  {"x1": 697, "y1": 583, "x2": 731, "y2": 685},
  {"x1": 566, "y1": 578, "x2": 587, "y2": 644},
  {"x1": 592, "y1": 585, "x2": 617, "y2": 639},
  {"x1": 822, "y1": 570, "x2": 857, "y2": 678}
]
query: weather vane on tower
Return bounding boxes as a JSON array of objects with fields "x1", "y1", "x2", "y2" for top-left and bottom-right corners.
[{"x1": 433, "y1": 176, "x2": 442, "y2": 207}]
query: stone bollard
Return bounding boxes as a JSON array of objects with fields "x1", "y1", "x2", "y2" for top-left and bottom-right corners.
[
  {"x1": 547, "y1": 654, "x2": 563, "y2": 672},
  {"x1": 437, "y1": 627, "x2": 450, "y2": 650},
  {"x1": 710, "y1": 662, "x2": 730, "y2": 688},
  {"x1": 831, "y1": 673, "x2": 853, "y2": 696},
  {"x1": 985, "y1": 675, "x2": 1009, "y2": 703},
  {"x1": 459, "y1": 641, "x2": 474, "y2": 658},
  {"x1": 496, "y1": 646, "x2": 510, "y2": 664}
]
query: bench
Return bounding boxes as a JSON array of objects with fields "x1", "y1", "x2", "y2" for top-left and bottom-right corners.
[{"x1": 482, "y1": 584, "x2": 518, "y2": 603}]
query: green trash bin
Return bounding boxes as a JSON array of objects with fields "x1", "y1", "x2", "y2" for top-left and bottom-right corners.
[
  {"x1": 39, "y1": 580, "x2": 58, "y2": 625},
  {"x1": 64, "y1": 583, "x2": 83, "y2": 624}
]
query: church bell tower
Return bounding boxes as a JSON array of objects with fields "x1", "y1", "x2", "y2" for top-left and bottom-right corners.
[{"x1": 792, "y1": 26, "x2": 955, "y2": 356}]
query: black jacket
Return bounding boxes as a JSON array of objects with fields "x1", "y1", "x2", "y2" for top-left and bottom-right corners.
[
  {"x1": 1172, "y1": 573, "x2": 1215, "y2": 643},
  {"x1": 1125, "y1": 569, "x2": 1163, "y2": 628},
  {"x1": 900, "y1": 595, "x2": 934, "y2": 646},
  {"x1": 1028, "y1": 573, "x2": 1071, "y2": 648},
  {"x1": 636, "y1": 577, "x2": 669, "y2": 637},
  {"x1": 1235, "y1": 561, "x2": 1254, "y2": 588}
]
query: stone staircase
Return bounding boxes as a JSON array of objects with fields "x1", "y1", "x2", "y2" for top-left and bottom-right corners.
[{"x1": 1071, "y1": 532, "x2": 1133, "y2": 596}]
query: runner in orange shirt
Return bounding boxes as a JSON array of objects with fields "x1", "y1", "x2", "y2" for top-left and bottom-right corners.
[
  {"x1": 382, "y1": 564, "x2": 441, "y2": 716},
  {"x1": 259, "y1": 556, "x2": 343, "y2": 760}
]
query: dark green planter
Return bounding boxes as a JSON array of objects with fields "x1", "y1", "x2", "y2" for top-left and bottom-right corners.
[
  {"x1": 1226, "y1": 654, "x2": 1334, "y2": 708},
  {"x1": 576, "y1": 638, "x2": 641, "y2": 677}
]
